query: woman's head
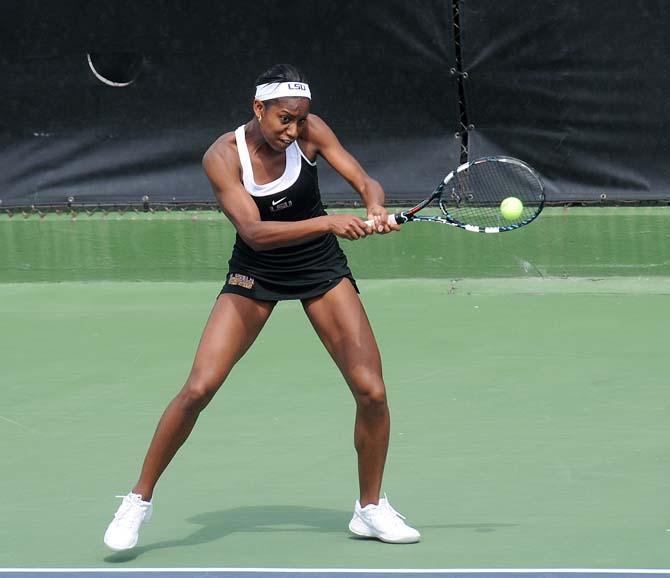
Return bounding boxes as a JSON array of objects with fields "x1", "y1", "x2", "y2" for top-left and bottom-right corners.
[
  {"x1": 253, "y1": 64, "x2": 311, "y2": 151},
  {"x1": 254, "y1": 63, "x2": 309, "y2": 94}
]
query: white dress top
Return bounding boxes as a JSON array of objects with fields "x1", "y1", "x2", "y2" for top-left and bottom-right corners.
[{"x1": 234, "y1": 125, "x2": 315, "y2": 198}]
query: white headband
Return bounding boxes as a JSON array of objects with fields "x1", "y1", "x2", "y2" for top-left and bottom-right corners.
[{"x1": 255, "y1": 82, "x2": 311, "y2": 101}]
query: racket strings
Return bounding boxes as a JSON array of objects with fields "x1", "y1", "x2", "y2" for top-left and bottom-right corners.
[{"x1": 441, "y1": 160, "x2": 543, "y2": 227}]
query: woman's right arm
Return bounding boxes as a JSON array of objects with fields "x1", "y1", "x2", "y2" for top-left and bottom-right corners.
[{"x1": 202, "y1": 138, "x2": 372, "y2": 251}]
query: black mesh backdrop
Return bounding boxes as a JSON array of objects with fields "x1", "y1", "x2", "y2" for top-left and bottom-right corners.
[
  {"x1": 0, "y1": 0, "x2": 458, "y2": 207},
  {"x1": 2, "y1": 1, "x2": 670, "y2": 207},
  {"x1": 460, "y1": 0, "x2": 670, "y2": 201}
]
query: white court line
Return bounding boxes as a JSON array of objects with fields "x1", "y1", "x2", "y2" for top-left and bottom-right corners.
[
  {"x1": 0, "y1": 415, "x2": 38, "y2": 434},
  {"x1": 1, "y1": 570, "x2": 670, "y2": 574}
]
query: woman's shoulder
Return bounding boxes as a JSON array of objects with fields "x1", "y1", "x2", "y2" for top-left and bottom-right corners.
[
  {"x1": 202, "y1": 131, "x2": 240, "y2": 176},
  {"x1": 205, "y1": 131, "x2": 237, "y2": 156},
  {"x1": 304, "y1": 113, "x2": 328, "y2": 136},
  {"x1": 299, "y1": 114, "x2": 333, "y2": 157},
  {"x1": 302, "y1": 114, "x2": 339, "y2": 144},
  {"x1": 203, "y1": 130, "x2": 239, "y2": 163}
]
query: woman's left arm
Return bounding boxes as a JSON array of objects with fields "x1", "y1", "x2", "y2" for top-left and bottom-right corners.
[{"x1": 304, "y1": 114, "x2": 399, "y2": 234}]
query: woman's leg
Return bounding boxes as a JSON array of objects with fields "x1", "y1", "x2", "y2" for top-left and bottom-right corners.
[
  {"x1": 133, "y1": 293, "x2": 275, "y2": 500},
  {"x1": 302, "y1": 279, "x2": 420, "y2": 544},
  {"x1": 302, "y1": 279, "x2": 389, "y2": 507}
]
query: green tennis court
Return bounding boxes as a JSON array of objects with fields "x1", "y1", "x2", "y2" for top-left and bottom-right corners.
[{"x1": 1, "y1": 208, "x2": 669, "y2": 569}]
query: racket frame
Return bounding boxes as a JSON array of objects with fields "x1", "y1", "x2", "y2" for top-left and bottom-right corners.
[{"x1": 390, "y1": 156, "x2": 545, "y2": 233}]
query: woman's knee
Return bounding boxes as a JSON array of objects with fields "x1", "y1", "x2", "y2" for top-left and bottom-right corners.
[
  {"x1": 351, "y1": 375, "x2": 388, "y2": 409},
  {"x1": 178, "y1": 371, "x2": 223, "y2": 412}
]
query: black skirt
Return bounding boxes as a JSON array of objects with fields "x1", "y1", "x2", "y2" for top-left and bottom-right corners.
[
  {"x1": 220, "y1": 272, "x2": 359, "y2": 302},
  {"x1": 219, "y1": 232, "x2": 358, "y2": 302}
]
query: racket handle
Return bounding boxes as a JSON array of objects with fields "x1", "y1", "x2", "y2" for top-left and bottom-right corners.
[{"x1": 363, "y1": 213, "x2": 400, "y2": 228}]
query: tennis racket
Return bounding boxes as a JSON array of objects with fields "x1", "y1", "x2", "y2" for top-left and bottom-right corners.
[{"x1": 366, "y1": 156, "x2": 545, "y2": 233}]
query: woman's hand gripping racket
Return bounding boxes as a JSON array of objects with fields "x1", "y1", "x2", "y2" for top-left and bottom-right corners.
[{"x1": 366, "y1": 156, "x2": 545, "y2": 233}]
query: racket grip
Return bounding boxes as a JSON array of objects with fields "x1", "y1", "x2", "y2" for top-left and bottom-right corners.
[{"x1": 363, "y1": 213, "x2": 400, "y2": 228}]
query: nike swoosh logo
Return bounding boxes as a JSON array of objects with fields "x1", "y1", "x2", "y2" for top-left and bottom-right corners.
[{"x1": 272, "y1": 197, "x2": 287, "y2": 206}]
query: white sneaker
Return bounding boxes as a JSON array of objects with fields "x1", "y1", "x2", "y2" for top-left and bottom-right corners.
[
  {"x1": 348, "y1": 494, "x2": 421, "y2": 543},
  {"x1": 104, "y1": 492, "x2": 152, "y2": 551}
]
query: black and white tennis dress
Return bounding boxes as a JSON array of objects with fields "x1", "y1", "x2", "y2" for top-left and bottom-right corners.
[{"x1": 220, "y1": 125, "x2": 357, "y2": 301}]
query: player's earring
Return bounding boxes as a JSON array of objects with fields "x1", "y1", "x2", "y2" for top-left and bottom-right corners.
[{"x1": 257, "y1": 115, "x2": 262, "y2": 122}]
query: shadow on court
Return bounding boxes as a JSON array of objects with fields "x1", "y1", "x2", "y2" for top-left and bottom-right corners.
[
  {"x1": 104, "y1": 505, "x2": 351, "y2": 563},
  {"x1": 104, "y1": 504, "x2": 520, "y2": 563}
]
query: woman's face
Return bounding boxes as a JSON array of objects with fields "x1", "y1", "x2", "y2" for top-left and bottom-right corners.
[{"x1": 255, "y1": 97, "x2": 310, "y2": 151}]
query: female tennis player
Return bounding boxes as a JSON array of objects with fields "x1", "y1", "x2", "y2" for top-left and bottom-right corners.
[{"x1": 104, "y1": 64, "x2": 420, "y2": 549}]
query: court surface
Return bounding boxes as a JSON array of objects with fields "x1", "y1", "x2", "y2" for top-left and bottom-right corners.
[
  {"x1": 0, "y1": 568, "x2": 670, "y2": 578},
  {"x1": 1, "y1": 209, "x2": 669, "y2": 572}
]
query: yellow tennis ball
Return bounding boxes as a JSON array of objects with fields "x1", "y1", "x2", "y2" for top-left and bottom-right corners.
[{"x1": 500, "y1": 196, "x2": 523, "y2": 220}]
